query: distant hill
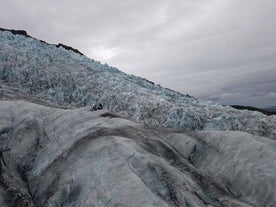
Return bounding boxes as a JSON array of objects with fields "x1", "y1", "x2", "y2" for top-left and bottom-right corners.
[
  {"x1": 262, "y1": 106, "x2": 276, "y2": 113},
  {"x1": 231, "y1": 105, "x2": 276, "y2": 116}
]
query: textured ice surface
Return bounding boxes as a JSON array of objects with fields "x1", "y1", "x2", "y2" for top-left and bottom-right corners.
[
  {"x1": 0, "y1": 30, "x2": 275, "y2": 206},
  {"x1": 0, "y1": 30, "x2": 276, "y2": 139},
  {"x1": 0, "y1": 100, "x2": 275, "y2": 207}
]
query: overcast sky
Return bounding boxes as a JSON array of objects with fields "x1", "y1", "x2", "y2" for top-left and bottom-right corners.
[{"x1": 1, "y1": 0, "x2": 276, "y2": 107}]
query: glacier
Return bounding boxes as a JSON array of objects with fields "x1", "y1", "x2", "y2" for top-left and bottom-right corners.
[
  {"x1": 0, "y1": 30, "x2": 275, "y2": 139},
  {"x1": 0, "y1": 100, "x2": 275, "y2": 207},
  {"x1": 0, "y1": 29, "x2": 275, "y2": 207}
]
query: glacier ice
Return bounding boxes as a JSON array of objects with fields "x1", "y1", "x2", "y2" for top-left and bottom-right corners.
[{"x1": 0, "y1": 30, "x2": 275, "y2": 139}]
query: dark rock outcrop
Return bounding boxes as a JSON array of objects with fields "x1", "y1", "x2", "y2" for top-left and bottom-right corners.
[
  {"x1": 0, "y1": 28, "x2": 83, "y2": 56},
  {"x1": 0, "y1": 28, "x2": 29, "y2": 37},
  {"x1": 56, "y1": 43, "x2": 83, "y2": 56}
]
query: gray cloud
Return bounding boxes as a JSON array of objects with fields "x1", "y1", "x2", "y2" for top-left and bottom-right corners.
[
  {"x1": 267, "y1": 92, "x2": 276, "y2": 99},
  {"x1": 1, "y1": 0, "x2": 276, "y2": 107}
]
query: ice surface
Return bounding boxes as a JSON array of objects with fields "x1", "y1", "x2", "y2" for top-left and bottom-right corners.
[
  {"x1": 0, "y1": 100, "x2": 275, "y2": 206},
  {"x1": 0, "y1": 30, "x2": 275, "y2": 139}
]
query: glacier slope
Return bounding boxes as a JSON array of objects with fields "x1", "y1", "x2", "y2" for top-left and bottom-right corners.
[{"x1": 0, "y1": 30, "x2": 276, "y2": 139}]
